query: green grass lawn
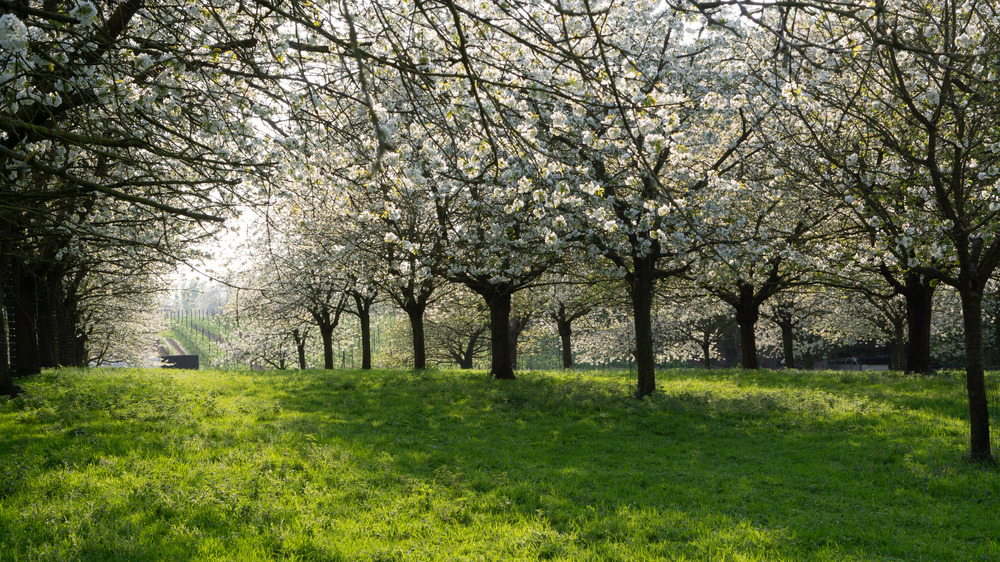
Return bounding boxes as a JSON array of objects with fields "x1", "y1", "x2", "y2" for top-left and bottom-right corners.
[{"x1": 0, "y1": 368, "x2": 997, "y2": 561}]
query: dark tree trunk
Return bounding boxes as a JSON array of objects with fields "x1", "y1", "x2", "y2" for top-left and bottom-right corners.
[
  {"x1": 630, "y1": 255, "x2": 657, "y2": 397},
  {"x1": 37, "y1": 271, "x2": 69, "y2": 369},
  {"x1": 58, "y1": 294, "x2": 82, "y2": 366},
  {"x1": 359, "y1": 311, "x2": 372, "y2": 370},
  {"x1": 405, "y1": 305, "x2": 428, "y2": 370},
  {"x1": 993, "y1": 295, "x2": 1000, "y2": 370},
  {"x1": 0, "y1": 299, "x2": 19, "y2": 397},
  {"x1": 312, "y1": 297, "x2": 346, "y2": 371},
  {"x1": 352, "y1": 293, "x2": 373, "y2": 370},
  {"x1": 293, "y1": 328, "x2": 308, "y2": 370},
  {"x1": 9, "y1": 270, "x2": 41, "y2": 377},
  {"x1": 958, "y1": 284, "x2": 994, "y2": 463},
  {"x1": 482, "y1": 289, "x2": 515, "y2": 379},
  {"x1": 734, "y1": 284, "x2": 760, "y2": 370},
  {"x1": 455, "y1": 329, "x2": 483, "y2": 369},
  {"x1": 319, "y1": 323, "x2": 334, "y2": 370},
  {"x1": 890, "y1": 319, "x2": 906, "y2": 371},
  {"x1": 74, "y1": 328, "x2": 88, "y2": 367},
  {"x1": 903, "y1": 275, "x2": 935, "y2": 374},
  {"x1": 457, "y1": 341, "x2": 474, "y2": 369},
  {"x1": 778, "y1": 319, "x2": 795, "y2": 369},
  {"x1": 508, "y1": 313, "x2": 530, "y2": 371},
  {"x1": 557, "y1": 315, "x2": 573, "y2": 369}
]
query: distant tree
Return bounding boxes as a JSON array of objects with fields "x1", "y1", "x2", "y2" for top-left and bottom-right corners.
[{"x1": 426, "y1": 287, "x2": 490, "y2": 370}]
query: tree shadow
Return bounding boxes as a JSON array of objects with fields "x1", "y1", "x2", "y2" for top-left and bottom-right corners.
[{"x1": 0, "y1": 368, "x2": 995, "y2": 560}]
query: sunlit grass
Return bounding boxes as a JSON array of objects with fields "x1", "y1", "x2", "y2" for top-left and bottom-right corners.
[{"x1": 0, "y1": 367, "x2": 996, "y2": 560}]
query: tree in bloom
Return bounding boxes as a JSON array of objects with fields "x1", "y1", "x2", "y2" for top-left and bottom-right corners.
[
  {"x1": 683, "y1": 0, "x2": 1000, "y2": 461},
  {"x1": 0, "y1": 1, "x2": 281, "y2": 394},
  {"x1": 684, "y1": 170, "x2": 829, "y2": 369},
  {"x1": 440, "y1": 1, "x2": 764, "y2": 394},
  {"x1": 655, "y1": 285, "x2": 735, "y2": 369},
  {"x1": 535, "y1": 268, "x2": 606, "y2": 369},
  {"x1": 425, "y1": 285, "x2": 490, "y2": 369}
]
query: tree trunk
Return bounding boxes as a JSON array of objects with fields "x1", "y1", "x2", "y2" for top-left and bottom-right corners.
[
  {"x1": 319, "y1": 321, "x2": 334, "y2": 370},
  {"x1": 9, "y1": 270, "x2": 41, "y2": 377},
  {"x1": 59, "y1": 295, "x2": 82, "y2": 366},
  {"x1": 890, "y1": 321, "x2": 907, "y2": 372},
  {"x1": 903, "y1": 276, "x2": 934, "y2": 374},
  {"x1": 37, "y1": 275, "x2": 61, "y2": 369},
  {"x1": 405, "y1": 305, "x2": 428, "y2": 370},
  {"x1": 779, "y1": 319, "x2": 795, "y2": 369},
  {"x1": 353, "y1": 295, "x2": 373, "y2": 370},
  {"x1": 293, "y1": 328, "x2": 307, "y2": 370},
  {"x1": 483, "y1": 289, "x2": 515, "y2": 379},
  {"x1": 958, "y1": 286, "x2": 994, "y2": 463},
  {"x1": 991, "y1": 293, "x2": 1000, "y2": 369},
  {"x1": 701, "y1": 335, "x2": 712, "y2": 369},
  {"x1": 458, "y1": 339, "x2": 475, "y2": 369},
  {"x1": 508, "y1": 313, "x2": 530, "y2": 371},
  {"x1": 630, "y1": 255, "x2": 657, "y2": 397},
  {"x1": 0, "y1": 299, "x2": 19, "y2": 397},
  {"x1": 557, "y1": 315, "x2": 573, "y2": 369},
  {"x1": 734, "y1": 284, "x2": 760, "y2": 370}
]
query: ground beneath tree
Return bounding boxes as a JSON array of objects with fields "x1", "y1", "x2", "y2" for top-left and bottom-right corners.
[{"x1": 157, "y1": 338, "x2": 188, "y2": 356}]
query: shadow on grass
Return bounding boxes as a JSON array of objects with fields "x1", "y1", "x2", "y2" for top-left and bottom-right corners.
[
  {"x1": 263, "y1": 369, "x2": 995, "y2": 559},
  {"x1": 0, "y1": 367, "x2": 996, "y2": 561}
]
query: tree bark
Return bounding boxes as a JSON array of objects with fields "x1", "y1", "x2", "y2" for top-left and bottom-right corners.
[
  {"x1": 0, "y1": 298, "x2": 20, "y2": 397},
  {"x1": 406, "y1": 305, "x2": 428, "y2": 369},
  {"x1": 508, "y1": 312, "x2": 530, "y2": 371},
  {"x1": 701, "y1": 335, "x2": 712, "y2": 369},
  {"x1": 319, "y1": 322, "x2": 334, "y2": 370},
  {"x1": 778, "y1": 319, "x2": 795, "y2": 369},
  {"x1": 9, "y1": 269, "x2": 41, "y2": 377},
  {"x1": 630, "y1": 255, "x2": 657, "y2": 397},
  {"x1": 37, "y1": 276, "x2": 61, "y2": 369},
  {"x1": 457, "y1": 335, "x2": 476, "y2": 369},
  {"x1": 734, "y1": 284, "x2": 760, "y2": 370},
  {"x1": 993, "y1": 295, "x2": 1000, "y2": 370},
  {"x1": 352, "y1": 293, "x2": 373, "y2": 370},
  {"x1": 557, "y1": 315, "x2": 573, "y2": 369},
  {"x1": 902, "y1": 275, "x2": 934, "y2": 374},
  {"x1": 958, "y1": 285, "x2": 995, "y2": 463},
  {"x1": 890, "y1": 321, "x2": 907, "y2": 372},
  {"x1": 482, "y1": 289, "x2": 515, "y2": 379},
  {"x1": 293, "y1": 328, "x2": 307, "y2": 370},
  {"x1": 59, "y1": 292, "x2": 83, "y2": 366}
]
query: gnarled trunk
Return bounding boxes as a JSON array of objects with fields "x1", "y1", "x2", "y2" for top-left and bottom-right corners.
[
  {"x1": 352, "y1": 293, "x2": 373, "y2": 370},
  {"x1": 319, "y1": 322, "x2": 334, "y2": 370},
  {"x1": 8, "y1": 268, "x2": 41, "y2": 377}
]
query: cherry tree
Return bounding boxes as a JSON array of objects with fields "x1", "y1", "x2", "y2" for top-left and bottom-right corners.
[
  {"x1": 0, "y1": 1, "x2": 285, "y2": 394},
  {"x1": 655, "y1": 286, "x2": 735, "y2": 369},
  {"x1": 684, "y1": 0, "x2": 1000, "y2": 461},
  {"x1": 685, "y1": 172, "x2": 829, "y2": 369},
  {"x1": 440, "y1": 1, "x2": 763, "y2": 394},
  {"x1": 425, "y1": 286, "x2": 490, "y2": 369},
  {"x1": 536, "y1": 271, "x2": 605, "y2": 369}
]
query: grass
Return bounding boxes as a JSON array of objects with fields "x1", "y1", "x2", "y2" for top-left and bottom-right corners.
[{"x1": 0, "y1": 367, "x2": 997, "y2": 561}]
